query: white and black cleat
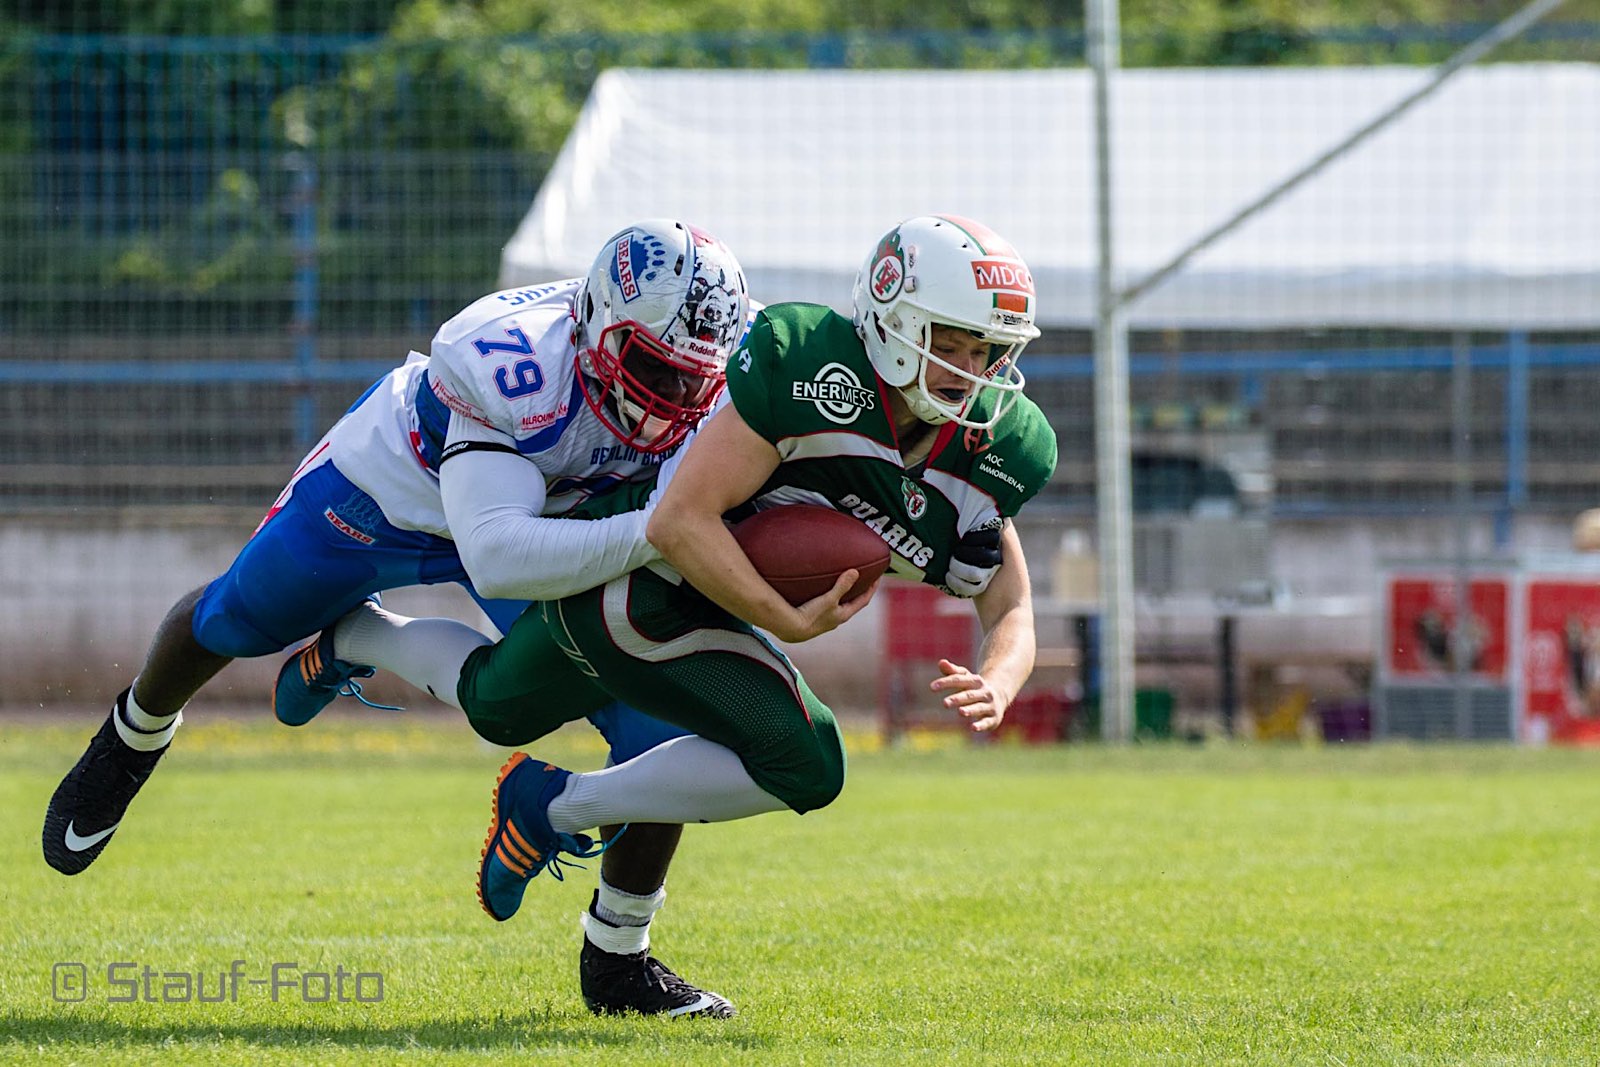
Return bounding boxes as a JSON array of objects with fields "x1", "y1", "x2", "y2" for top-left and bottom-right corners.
[{"x1": 580, "y1": 932, "x2": 736, "y2": 1019}]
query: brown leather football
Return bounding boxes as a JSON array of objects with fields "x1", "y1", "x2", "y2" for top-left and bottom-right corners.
[{"x1": 731, "y1": 504, "x2": 892, "y2": 606}]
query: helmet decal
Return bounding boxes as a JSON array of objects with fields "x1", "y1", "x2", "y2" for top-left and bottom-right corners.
[
  {"x1": 970, "y1": 258, "x2": 1034, "y2": 293},
  {"x1": 970, "y1": 258, "x2": 1034, "y2": 318},
  {"x1": 677, "y1": 266, "x2": 743, "y2": 359},
  {"x1": 869, "y1": 230, "x2": 906, "y2": 302},
  {"x1": 937, "y1": 214, "x2": 1020, "y2": 257},
  {"x1": 611, "y1": 231, "x2": 672, "y2": 304}
]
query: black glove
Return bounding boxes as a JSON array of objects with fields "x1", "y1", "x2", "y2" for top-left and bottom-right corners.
[{"x1": 944, "y1": 520, "x2": 1004, "y2": 598}]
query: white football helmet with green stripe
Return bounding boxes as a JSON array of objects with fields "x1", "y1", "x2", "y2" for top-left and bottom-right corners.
[{"x1": 850, "y1": 214, "x2": 1039, "y2": 430}]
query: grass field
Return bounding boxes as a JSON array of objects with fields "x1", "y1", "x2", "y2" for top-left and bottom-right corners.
[{"x1": 4, "y1": 714, "x2": 1600, "y2": 1065}]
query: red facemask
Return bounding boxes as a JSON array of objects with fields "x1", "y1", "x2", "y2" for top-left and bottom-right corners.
[{"x1": 578, "y1": 320, "x2": 727, "y2": 454}]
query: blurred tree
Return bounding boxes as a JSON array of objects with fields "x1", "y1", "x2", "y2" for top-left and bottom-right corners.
[{"x1": 3, "y1": 0, "x2": 1598, "y2": 330}]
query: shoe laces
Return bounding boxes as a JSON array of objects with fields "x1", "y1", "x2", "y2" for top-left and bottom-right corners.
[
  {"x1": 303, "y1": 642, "x2": 398, "y2": 708},
  {"x1": 642, "y1": 956, "x2": 694, "y2": 994},
  {"x1": 529, "y1": 824, "x2": 627, "y2": 882},
  {"x1": 335, "y1": 675, "x2": 402, "y2": 712}
]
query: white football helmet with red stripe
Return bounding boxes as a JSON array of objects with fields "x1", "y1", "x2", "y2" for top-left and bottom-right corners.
[
  {"x1": 576, "y1": 219, "x2": 750, "y2": 453},
  {"x1": 851, "y1": 214, "x2": 1039, "y2": 429}
]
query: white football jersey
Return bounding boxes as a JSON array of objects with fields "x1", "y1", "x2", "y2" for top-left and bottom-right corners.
[{"x1": 319, "y1": 280, "x2": 677, "y2": 537}]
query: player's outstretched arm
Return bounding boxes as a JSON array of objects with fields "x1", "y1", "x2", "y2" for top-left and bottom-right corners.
[
  {"x1": 440, "y1": 416, "x2": 660, "y2": 601},
  {"x1": 932, "y1": 522, "x2": 1036, "y2": 733},
  {"x1": 647, "y1": 404, "x2": 871, "y2": 642}
]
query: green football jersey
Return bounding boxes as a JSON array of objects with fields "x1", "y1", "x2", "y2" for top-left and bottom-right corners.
[{"x1": 727, "y1": 303, "x2": 1058, "y2": 590}]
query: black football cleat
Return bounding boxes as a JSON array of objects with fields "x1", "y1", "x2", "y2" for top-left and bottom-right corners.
[
  {"x1": 42, "y1": 691, "x2": 170, "y2": 875},
  {"x1": 580, "y1": 932, "x2": 736, "y2": 1019}
]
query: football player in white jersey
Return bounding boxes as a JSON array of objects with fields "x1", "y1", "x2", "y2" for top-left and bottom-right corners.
[{"x1": 42, "y1": 219, "x2": 750, "y2": 1019}]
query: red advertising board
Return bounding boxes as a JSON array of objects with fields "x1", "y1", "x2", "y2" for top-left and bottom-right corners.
[
  {"x1": 1522, "y1": 578, "x2": 1600, "y2": 744},
  {"x1": 1386, "y1": 576, "x2": 1509, "y2": 681}
]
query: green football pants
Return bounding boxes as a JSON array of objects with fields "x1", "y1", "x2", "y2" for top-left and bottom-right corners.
[{"x1": 457, "y1": 568, "x2": 846, "y2": 814}]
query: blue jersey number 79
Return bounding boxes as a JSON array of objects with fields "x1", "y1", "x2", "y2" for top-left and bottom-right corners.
[{"x1": 473, "y1": 329, "x2": 545, "y2": 399}]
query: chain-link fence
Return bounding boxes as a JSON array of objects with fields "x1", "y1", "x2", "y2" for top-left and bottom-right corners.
[
  {"x1": 2, "y1": 23, "x2": 1598, "y2": 515},
  {"x1": 1029, "y1": 328, "x2": 1600, "y2": 518}
]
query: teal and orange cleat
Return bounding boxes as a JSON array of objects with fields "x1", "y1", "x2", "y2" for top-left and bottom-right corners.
[
  {"x1": 477, "y1": 752, "x2": 611, "y2": 922},
  {"x1": 272, "y1": 630, "x2": 394, "y2": 727}
]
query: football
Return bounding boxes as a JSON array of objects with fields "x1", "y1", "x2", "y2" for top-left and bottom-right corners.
[{"x1": 732, "y1": 504, "x2": 892, "y2": 606}]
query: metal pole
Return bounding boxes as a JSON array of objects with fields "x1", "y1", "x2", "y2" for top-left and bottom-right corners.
[
  {"x1": 1451, "y1": 332, "x2": 1474, "y2": 739},
  {"x1": 289, "y1": 151, "x2": 319, "y2": 451},
  {"x1": 1089, "y1": 0, "x2": 1135, "y2": 743},
  {"x1": 1498, "y1": 330, "x2": 1530, "y2": 549},
  {"x1": 1218, "y1": 614, "x2": 1238, "y2": 736}
]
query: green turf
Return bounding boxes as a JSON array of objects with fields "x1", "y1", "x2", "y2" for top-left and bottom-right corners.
[{"x1": 4, "y1": 715, "x2": 1600, "y2": 1065}]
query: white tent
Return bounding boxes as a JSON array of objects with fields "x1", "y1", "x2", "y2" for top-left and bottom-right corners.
[{"x1": 501, "y1": 65, "x2": 1600, "y2": 330}]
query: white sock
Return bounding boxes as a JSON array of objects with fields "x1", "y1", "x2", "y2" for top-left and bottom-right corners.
[
  {"x1": 581, "y1": 880, "x2": 666, "y2": 955},
  {"x1": 115, "y1": 684, "x2": 181, "y2": 751},
  {"x1": 547, "y1": 736, "x2": 788, "y2": 833},
  {"x1": 332, "y1": 601, "x2": 492, "y2": 709}
]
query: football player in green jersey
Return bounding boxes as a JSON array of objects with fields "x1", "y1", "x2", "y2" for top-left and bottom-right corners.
[{"x1": 329, "y1": 214, "x2": 1058, "y2": 1011}]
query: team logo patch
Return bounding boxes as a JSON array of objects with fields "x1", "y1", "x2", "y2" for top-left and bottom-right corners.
[
  {"x1": 901, "y1": 478, "x2": 928, "y2": 520},
  {"x1": 323, "y1": 507, "x2": 376, "y2": 545},
  {"x1": 791, "y1": 362, "x2": 878, "y2": 425},
  {"x1": 963, "y1": 425, "x2": 994, "y2": 454},
  {"x1": 871, "y1": 255, "x2": 903, "y2": 301},
  {"x1": 869, "y1": 230, "x2": 907, "y2": 302}
]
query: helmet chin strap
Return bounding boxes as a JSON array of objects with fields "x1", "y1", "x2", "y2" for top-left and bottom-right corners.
[
  {"x1": 899, "y1": 382, "x2": 955, "y2": 427},
  {"x1": 902, "y1": 348, "x2": 971, "y2": 426},
  {"x1": 611, "y1": 380, "x2": 676, "y2": 448}
]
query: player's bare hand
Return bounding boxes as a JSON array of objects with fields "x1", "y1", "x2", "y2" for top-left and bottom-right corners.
[
  {"x1": 932, "y1": 658, "x2": 1009, "y2": 732},
  {"x1": 778, "y1": 570, "x2": 879, "y2": 643}
]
